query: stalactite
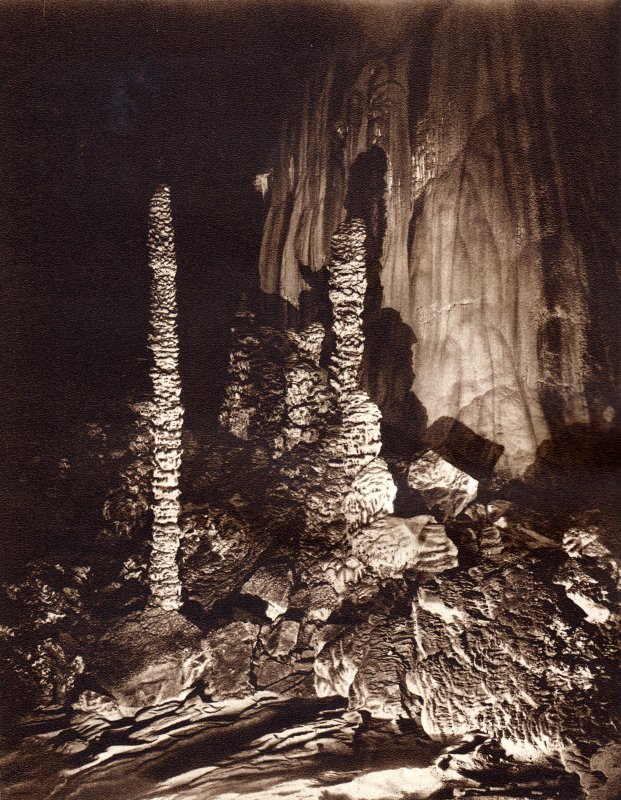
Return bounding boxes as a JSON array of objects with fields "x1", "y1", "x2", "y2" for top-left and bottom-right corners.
[{"x1": 146, "y1": 184, "x2": 184, "y2": 611}]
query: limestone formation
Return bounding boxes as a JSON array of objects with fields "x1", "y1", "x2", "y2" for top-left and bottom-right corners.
[
  {"x1": 343, "y1": 458, "x2": 397, "y2": 529},
  {"x1": 88, "y1": 606, "x2": 208, "y2": 712},
  {"x1": 405, "y1": 450, "x2": 478, "y2": 520},
  {"x1": 477, "y1": 525, "x2": 504, "y2": 559},
  {"x1": 257, "y1": 4, "x2": 621, "y2": 476},
  {"x1": 409, "y1": 552, "x2": 620, "y2": 792},
  {"x1": 146, "y1": 184, "x2": 185, "y2": 611},
  {"x1": 201, "y1": 621, "x2": 260, "y2": 700},
  {"x1": 241, "y1": 563, "x2": 294, "y2": 620},
  {"x1": 314, "y1": 613, "x2": 420, "y2": 719},
  {"x1": 327, "y1": 218, "x2": 367, "y2": 399},
  {"x1": 179, "y1": 507, "x2": 266, "y2": 612},
  {"x1": 220, "y1": 222, "x2": 397, "y2": 545},
  {"x1": 282, "y1": 323, "x2": 331, "y2": 451},
  {"x1": 219, "y1": 312, "x2": 332, "y2": 457},
  {"x1": 218, "y1": 303, "x2": 260, "y2": 442},
  {"x1": 350, "y1": 515, "x2": 458, "y2": 578}
]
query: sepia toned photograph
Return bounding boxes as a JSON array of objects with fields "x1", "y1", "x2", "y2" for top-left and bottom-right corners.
[{"x1": 1, "y1": 0, "x2": 620, "y2": 797}]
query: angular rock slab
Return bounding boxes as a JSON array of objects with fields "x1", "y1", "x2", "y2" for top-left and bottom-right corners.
[
  {"x1": 202, "y1": 621, "x2": 259, "y2": 700},
  {"x1": 350, "y1": 515, "x2": 458, "y2": 578},
  {"x1": 88, "y1": 607, "x2": 208, "y2": 713},
  {"x1": 406, "y1": 450, "x2": 478, "y2": 519},
  {"x1": 241, "y1": 563, "x2": 293, "y2": 620}
]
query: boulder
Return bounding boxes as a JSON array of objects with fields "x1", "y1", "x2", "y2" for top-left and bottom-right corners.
[
  {"x1": 350, "y1": 515, "x2": 458, "y2": 577},
  {"x1": 179, "y1": 507, "x2": 266, "y2": 612},
  {"x1": 202, "y1": 621, "x2": 260, "y2": 700},
  {"x1": 406, "y1": 450, "x2": 478, "y2": 520},
  {"x1": 87, "y1": 607, "x2": 208, "y2": 712},
  {"x1": 241, "y1": 563, "x2": 293, "y2": 620},
  {"x1": 314, "y1": 614, "x2": 419, "y2": 719},
  {"x1": 264, "y1": 619, "x2": 300, "y2": 657}
]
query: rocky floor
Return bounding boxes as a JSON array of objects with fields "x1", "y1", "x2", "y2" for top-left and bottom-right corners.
[
  {"x1": 1, "y1": 693, "x2": 582, "y2": 800},
  {"x1": 2, "y1": 305, "x2": 620, "y2": 800}
]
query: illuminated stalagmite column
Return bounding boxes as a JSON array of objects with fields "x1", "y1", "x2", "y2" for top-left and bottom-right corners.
[
  {"x1": 328, "y1": 217, "x2": 367, "y2": 399},
  {"x1": 146, "y1": 184, "x2": 184, "y2": 611}
]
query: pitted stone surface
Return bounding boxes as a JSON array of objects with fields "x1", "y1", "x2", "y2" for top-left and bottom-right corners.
[
  {"x1": 327, "y1": 218, "x2": 367, "y2": 399},
  {"x1": 179, "y1": 507, "x2": 266, "y2": 612},
  {"x1": 409, "y1": 552, "x2": 620, "y2": 790}
]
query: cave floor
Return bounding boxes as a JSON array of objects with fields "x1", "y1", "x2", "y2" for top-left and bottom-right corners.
[{"x1": 1, "y1": 693, "x2": 580, "y2": 800}]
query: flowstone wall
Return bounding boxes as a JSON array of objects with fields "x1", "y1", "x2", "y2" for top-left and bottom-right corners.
[{"x1": 257, "y1": 0, "x2": 621, "y2": 477}]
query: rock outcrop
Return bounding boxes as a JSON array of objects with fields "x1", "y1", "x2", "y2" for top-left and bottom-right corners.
[
  {"x1": 221, "y1": 217, "x2": 396, "y2": 543},
  {"x1": 410, "y1": 548, "x2": 620, "y2": 793},
  {"x1": 179, "y1": 507, "x2": 266, "y2": 613},
  {"x1": 328, "y1": 218, "x2": 367, "y2": 399},
  {"x1": 350, "y1": 515, "x2": 458, "y2": 578},
  {"x1": 219, "y1": 310, "x2": 332, "y2": 458}
]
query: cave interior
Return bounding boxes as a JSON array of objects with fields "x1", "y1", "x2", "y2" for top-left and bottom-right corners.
[{"x1": 1, "y1": 2, "x2": 620, "y2": 799}]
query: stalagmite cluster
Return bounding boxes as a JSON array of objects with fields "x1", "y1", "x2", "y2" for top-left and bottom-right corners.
[
  {"x1": 220, "y1": 216, "x2": 397, "y2": 541},
  {"x1": 219, "y1": 307, "x2": 333, "y2": 458},
  {"x1": 282, "y1": 322, "x2": 329, "y2": 451},
  {"x1": 145, "y1": 184, "x2": 184, "y2": 611}
]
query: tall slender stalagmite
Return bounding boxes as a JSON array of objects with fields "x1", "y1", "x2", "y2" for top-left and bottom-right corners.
[{"x1": 146, "y1": 184, "x2": 184, "y2": 611}]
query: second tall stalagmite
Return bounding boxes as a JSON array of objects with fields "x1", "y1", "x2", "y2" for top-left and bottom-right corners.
[
  {"x1": 328, "y1": 217, "x2": 367, "y2": 400},
  {"x1": 146, "y1": 184, "x2": 184, "y2": 611}
]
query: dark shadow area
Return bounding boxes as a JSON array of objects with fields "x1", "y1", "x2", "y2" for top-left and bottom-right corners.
[
  {"x1": 519, "y1": 10, "x2": 621, "y2": 436},
  {"x1": 426, "y1": 417, "x2": 505, "y2": 481},
  {"x1": 0, "y1": 1, "x2": 344, "y2": 575},
  {"x1": 521, "y1": 426, "x2": 621, "y2": 517}
]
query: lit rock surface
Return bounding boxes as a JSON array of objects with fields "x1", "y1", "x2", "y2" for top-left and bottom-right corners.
[
  {"x1": 11, "y1": 694, "x2": 572, "y2": 800},
  {"x1": 241, "y1": 564, "x2": 294, "y2": 620},
  {"x1": 343, "y1": 458, "x2": 398, "y2": 529},
  {"x1": 258, "y1": 3, "x2": 621, "y2": 476},
  {"x1": 406, "y1": 449, "x2": 478, "y2": 520},
  {"x1": 350, "y1": 515, "x2": 458, "y2": 578},
  {"x1": 315, "y1": 614, "x2": 420, "y2": 720},
  {"x1": 88, "y1": 606, "x2": 207, "y2": 713},
  {"x1": 282, "y1": 324, "x2": 332, "y2": 451},
  {"x1": 409, "y1": 550, "x2": 620, "y2": 793},
  {"x1": 201, "y1": 621, "x2": 260, "y2": 700},
  {"x1": 219, "y1": 311, "x2": 332, "y2": 457},
  {"x1": 146, "y1": 184, "x2": 185, "y2": 610}
]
